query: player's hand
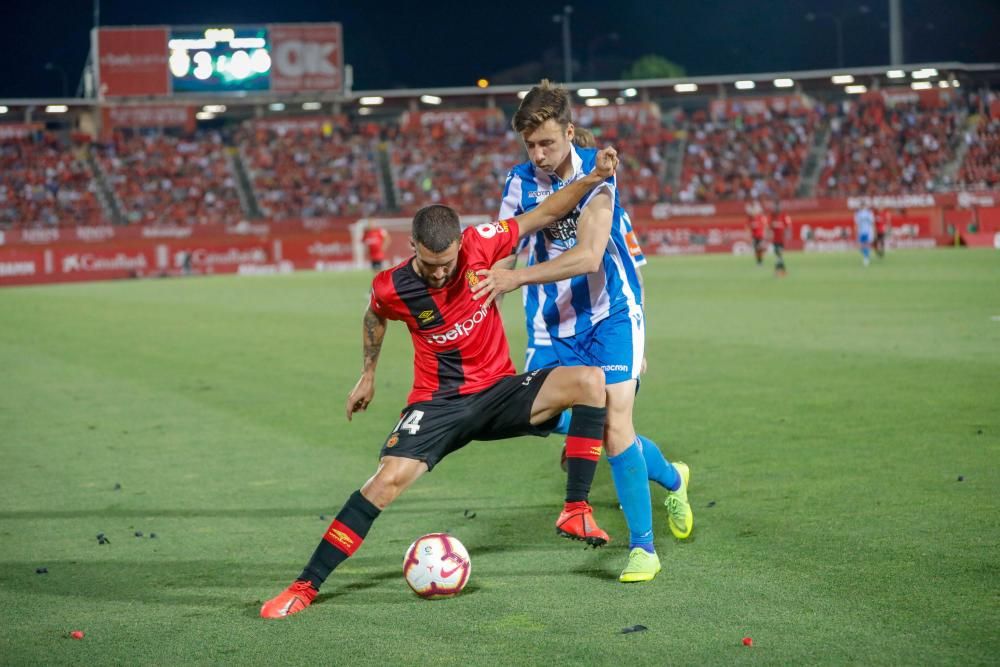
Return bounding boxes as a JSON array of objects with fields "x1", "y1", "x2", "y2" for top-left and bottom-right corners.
[
  {"x1": 641, "y1": 357, "x2": 648, "y2": 375},
  {"x1": 593, "y1": 146, "x2": 619, "y2": 180},
  {"x1": 470, "y1": 267, "x2": 520, "y2": 308},
  {"x1": 346, "y1": 373, "x2": 376, "y2": 421}
]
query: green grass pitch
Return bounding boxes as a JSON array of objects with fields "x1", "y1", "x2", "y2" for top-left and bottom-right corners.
[{"x1": 1, "y1": 248, "x2": 997, "y2": 665}]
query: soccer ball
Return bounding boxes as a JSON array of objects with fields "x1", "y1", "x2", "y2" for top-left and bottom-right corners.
[{"x1": 403, "y1": 533, "x2": 471, "y2": 599}]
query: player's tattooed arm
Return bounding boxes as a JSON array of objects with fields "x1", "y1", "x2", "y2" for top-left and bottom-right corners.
[{"x1": 347, "y1": 306, "x2": 387, "y2": 421}]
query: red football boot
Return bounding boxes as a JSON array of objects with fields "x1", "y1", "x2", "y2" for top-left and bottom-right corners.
[
  {"x1": 556, "y1": 501, "x2": 610, "y2": 547},
  {"x1": 260, "y1": 580, "x2": 318, "y2": 619}
]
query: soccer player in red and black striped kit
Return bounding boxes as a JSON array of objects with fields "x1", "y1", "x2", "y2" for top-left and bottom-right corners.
[
  {"x1": 260, "y1": 148, "x2": 620, "y2": 618},
  {"x1": 769, "y1": 204, "x2": 791, "y2": 275},
  {"x1": 748, "y1": 211, "x2": 768, "y2": 266}
]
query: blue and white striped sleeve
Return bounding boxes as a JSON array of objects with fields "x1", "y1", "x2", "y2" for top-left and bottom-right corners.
[{"x1": 498, "y1": 170, "x2": 524, "y2": 220}]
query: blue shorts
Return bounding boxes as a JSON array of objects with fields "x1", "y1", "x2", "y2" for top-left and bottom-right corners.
[
  {"x1": 524, "y1": 342, "x2": 560, "y2": 372},
  {"x1": 550, "y1": 306, "x2": 645, "y2": 385},
  {"x1": 858, "y1": 233, "x2": 871, "y2": 244}
]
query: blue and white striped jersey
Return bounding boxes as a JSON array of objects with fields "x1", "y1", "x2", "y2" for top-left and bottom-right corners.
[
  {"x1": 499, "y1": 145, "x2": 644, "y2": 344},
  {"x1": 855, "y1": 208, "x2": 875, "y2": 236}
]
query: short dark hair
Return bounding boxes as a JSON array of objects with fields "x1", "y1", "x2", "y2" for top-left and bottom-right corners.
[
  {"x1": 412, "y1": 205, "x2": 462, "y2": 252},
  {"x1": 512, "y1": 79, "x2": 573, "y2": 135}
]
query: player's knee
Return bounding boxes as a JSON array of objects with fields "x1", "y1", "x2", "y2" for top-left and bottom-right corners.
[
  {"x1": 364, "y1": 464, "x2": 415, "y2": 508},
  {"x1": 574, "y1": 366, "x2": 606, "y2": 406}
]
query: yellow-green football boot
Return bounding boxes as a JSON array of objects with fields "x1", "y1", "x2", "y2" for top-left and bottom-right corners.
[
  {"x1": 665, "y1": 461, "x2": 693, "y2": 539},
  {"x1": 618, "y1": 547, "x2": 661, "y2": 583}
]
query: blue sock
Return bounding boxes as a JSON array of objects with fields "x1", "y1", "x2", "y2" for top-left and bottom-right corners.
[
  {"x1": 552, "y1": 410, "x2": 571, "y2": 436},
  {"x1": 607, "y1": 442, "x2": 654, "y2": 552},
  {"x1": 637, "y1": 435, "x2": 680, "y2": 491},
  {"x1": 862, "y1": 247, "x2": 871, "y2": 260}
]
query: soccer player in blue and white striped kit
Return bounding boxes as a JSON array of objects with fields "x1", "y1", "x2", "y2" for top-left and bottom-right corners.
[
  {"x1": 472, "y1": 80, "x2": 693, "y2": 582},
  {"x1": 855, "y1": 206, "x2": 875, "y2": 266}
]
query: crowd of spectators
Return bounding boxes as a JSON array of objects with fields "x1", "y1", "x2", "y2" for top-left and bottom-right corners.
[
  {"x1": 240, "y1": 119, "x2": 381, "y2": 220},
  {"x1": 2, "y1": 92, "x2": 998, "y2": 231},
  {"x1": 0, "y1": 134, "x2": 104, "y2": 228},
  {"x1": 818, "y1": 100, "x2": 960, "y2": 197},
  {"x1": 96, "y1": 131, "x2": 244, "y2": 226},
  {"x1": 958, "y1": 116, "x2": 1000, "y2": 190},
  {"x1": 391, "y1": 113, "x2": 521, "y2": 216},
  {"x1": 677, "y1": 108, "x2": 819, "y2": 203}
]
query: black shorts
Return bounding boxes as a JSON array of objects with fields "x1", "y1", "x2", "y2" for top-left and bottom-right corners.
[
  {"x1": 876, "y1": 232, "x2": 886, "y2": 242},
  {"x1": 753, "y1": 237, "x2": 765, "y2": 251},
  {"x1": 379, "y1": 368, "x2": 560, "y2": 470}
]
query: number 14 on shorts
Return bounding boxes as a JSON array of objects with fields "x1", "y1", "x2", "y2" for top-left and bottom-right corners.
[{"x1": 394, "y1": 410, "x2": 425, "y2": 435}]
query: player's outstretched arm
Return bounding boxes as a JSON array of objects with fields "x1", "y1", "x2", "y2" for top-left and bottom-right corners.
[
  {"x1": 472, "y1": 190, "x2": 614, "y2": 305},
  {"x1": 513, "y1": 146, "x2": 618, "y2": 238},
  {"x1": 346, "y1": 306, "x2": 387, "y2": 421}
]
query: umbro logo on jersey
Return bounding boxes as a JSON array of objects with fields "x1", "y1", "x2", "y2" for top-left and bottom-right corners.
[
  {"x1": 418, "y1": 309, "x2": 436, "y2": 324},
  {"x1": 527, "y1": 190, "x2": 551, "y2": 199}
]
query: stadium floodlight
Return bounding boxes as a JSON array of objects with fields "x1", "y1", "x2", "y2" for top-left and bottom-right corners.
[
  {"x1": 734, "y1": 80, "x2": 755, "y2": 90},
  {"x1": 886, "y1": 69, "x2": 905, "y2": 79},
  {"x1": 938, "y1": 81, "x2": 950, "y2": 88},
  {"x1": 845, "y1": 85, "x2": 867, "y2": 94},
  {"x1": 358, "y1": 107, "x2": 372, "y2": 115},
  {"x1": 584, "y1": 97, "x2": 610, "y2": 107},
  {"x1": 359, "y1": 96, "x2": 384, "y2": 105},
  {"x1": 44, "y1": 105, "x2": 68, "y2": 113},
  {"x1": 195, "y1": 111, "x2": 215, "y2": 120},
  {"x1": 831, "y1": 75, "x2": 854, "y2": 84},
  {"x1": 0, "y1": 106, "x2": 8, "y2": 114},
  {"x1": 202, "y1": 104, "x2": 226, "y2": 113},
  {"x1": 773, "y1": 78, "x2": 794, "y2": 88},
  {"x1": 911, "y1": 81, "x2": 932, "y2": 90},
  {"x1": 951, "y1": 79, "x2": 961, "y2": 88},
  {"x1": 622, "y1": 88, "x2": 638, "y2": 97},
  {"x1": 517, "y1": 90, "x2": 529, "y2": 99},
  {"x1": 615, "y1": 97, "x2": 625, "y2": 104},
  {"x1": 301, "y1": 102, "x2": 322, "y2": 110},
  {"x1": 420, "y1": 95, "x2": 442, "y2": 105},
  {"x1": 576, "y1": 88, "x2": 598, "y2": 97},
  {"x1": 268, "y1": 102, "x2": 285, "y2": 111},
  {"x1": 673, "y1": 83, "x2": 698, "y2": 93},
  {"x1": 912, "y1": 68, "x2": 937, "y2": 79}
]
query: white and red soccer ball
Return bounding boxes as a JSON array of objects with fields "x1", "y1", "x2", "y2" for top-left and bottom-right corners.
[{"x1": 403, "y1": 533, "x2": 471, "y2": 599}]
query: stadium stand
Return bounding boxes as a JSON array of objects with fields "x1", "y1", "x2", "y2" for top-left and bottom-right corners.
[
  {"x1": 240, "y1": 119, "x2": 382, "y2": 220},
  {"x1": 818, "y1": 99, "x2": 961, "y2": 197},
  {"x1": 0, "y1": 133, "x2": 105, "y2": 228},
  {"x1": 390, "y1": 112, "x2": 521, "y2": 215},
  {"x1": 676, "y1": 108, "x2": 820, "y2": 203},
  {"x1": 958, "y1": 116, "x2": 1000, "y2": 190},
  {"x1": 96, "y1": 130, "x2": 245, "y2": 226}
]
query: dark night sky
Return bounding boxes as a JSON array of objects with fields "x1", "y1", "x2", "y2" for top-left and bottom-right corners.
[{"x1": 2, "y1": 0, "x2": 999, "y2": 97}]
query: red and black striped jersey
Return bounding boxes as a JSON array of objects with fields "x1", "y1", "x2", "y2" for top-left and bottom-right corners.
[
  {"x1": 369, "y1": 219, "x2": 519, "y2": 405},
  {"x1": 769, "y1": 213, "x2": 791, "y2": 239}
]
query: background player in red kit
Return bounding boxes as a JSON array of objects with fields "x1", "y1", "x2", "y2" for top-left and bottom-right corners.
[
  {"x1": 362, "y1": 220, "x2": 391, "y2": 270},
  {"x1": 260, "y1": 148, "x2": 619, "y2": 619},
  {"x1": 769, "y1": 203, "x2": 790, "y2": 275},
  {"x1": 748, "y1": 210, "x2": 768, "y2": 266},
  {"x1": 874, "y1": 208, "x2": 891, "y2": 259}
]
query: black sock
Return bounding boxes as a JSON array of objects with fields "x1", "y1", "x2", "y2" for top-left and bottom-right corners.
[
  {"x1": 299, "y1": 490, "x2": 381, "y2": 590},
  {"x1": 564, "y1": 405, "x2": 606, "y2": 503}
]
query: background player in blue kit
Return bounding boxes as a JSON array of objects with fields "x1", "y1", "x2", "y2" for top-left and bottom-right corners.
[
  {"x1": 855, "y1": 206, "x2": 875, "y2": 266},
  {"x1": 475, "y1": 80, "x2": 693, "y2": 583}
]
